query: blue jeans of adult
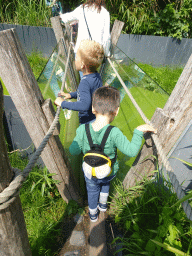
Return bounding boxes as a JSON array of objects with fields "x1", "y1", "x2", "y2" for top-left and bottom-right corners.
[{"x1": 84, "y1": 174, "x2": 116, "y2": 210}]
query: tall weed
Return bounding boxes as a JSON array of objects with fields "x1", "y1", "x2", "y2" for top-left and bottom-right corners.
[
  {"x1": 1, "y1": 0, "x2": 52, "y2": 26},
  {"x1": 105, "y1": 0, "x2": 192, "y2": 39},
  {"x1": 110, "y1": 175, "x2": 192, "y2": 255}
]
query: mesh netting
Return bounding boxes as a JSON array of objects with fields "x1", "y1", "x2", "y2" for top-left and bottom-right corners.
[{"x1": 101, "y1": 45, "x2": 169, "y2": 179}]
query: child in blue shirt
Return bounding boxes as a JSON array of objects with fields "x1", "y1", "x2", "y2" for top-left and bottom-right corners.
[{"x1": 54, "y1": 39, "x2": 104, "y2": 124}]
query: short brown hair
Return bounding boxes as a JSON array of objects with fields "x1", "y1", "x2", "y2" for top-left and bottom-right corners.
[
  {"x1": 78, "y1": 40, "x2": 104, "y2": 72},
  {"x1": 83, "y1": 0, "x2": 106, "y2": 13},
  {"x1": 92, "y1": 86, "x2": 120, "y2": 116}
]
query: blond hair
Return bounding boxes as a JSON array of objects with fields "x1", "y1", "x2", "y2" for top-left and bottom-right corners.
[{"x1": 77, "y1": 39, "x2": 104, "y2": 72}]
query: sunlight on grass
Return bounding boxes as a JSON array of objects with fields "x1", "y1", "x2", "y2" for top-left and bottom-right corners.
[{"x1": 138, "y1": 63, "x2": 183, "y2": 95}]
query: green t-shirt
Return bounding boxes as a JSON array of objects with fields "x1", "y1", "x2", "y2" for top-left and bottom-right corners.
[{"x1": 69, "y1": 123, "x2": 144, "y2": 176}]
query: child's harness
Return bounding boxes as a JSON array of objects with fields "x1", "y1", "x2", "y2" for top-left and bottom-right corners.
[{"x1": 83, "y1": 124, "x2": 116, "y2": 179}]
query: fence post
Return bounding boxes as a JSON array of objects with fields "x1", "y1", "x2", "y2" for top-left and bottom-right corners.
[
  {"x1": 100, "y1": 20, "x2": 124, "y2": 77},
  {"x1": 51, "y1": 16, "x2": 79, "y2": 92},
  {"x1": 111, "y1": 20, "x2": 124, "y2": 46},
  {"x1": 0, "y1": 28, "x2": 82, "y2": 203},
  {"x1": 0, "y1": 81, "x2": 32, "y2": 256},
  {"x1": 123, "y1": 54, "x2": 192, "y2": 189}
]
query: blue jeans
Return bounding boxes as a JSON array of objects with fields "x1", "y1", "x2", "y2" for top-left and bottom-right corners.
[{"x1": 84, "y1": 174, "x2": 116, "y2": 210}]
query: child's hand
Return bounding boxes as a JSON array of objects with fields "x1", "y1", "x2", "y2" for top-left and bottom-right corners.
[
  {"x1": 54, "y1": 97, "x2": 64, "y2": 107},
  {"x1": 58, "y1": 92, "x2": 71, "y2": 100},
  {"x1": 136, "y1": 124, "x2": 157, "y2": 134}
]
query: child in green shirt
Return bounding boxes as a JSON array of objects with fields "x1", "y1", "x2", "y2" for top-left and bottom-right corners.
[{"x1": 69, "y1": 86, "x2": 156, "y2": 222}]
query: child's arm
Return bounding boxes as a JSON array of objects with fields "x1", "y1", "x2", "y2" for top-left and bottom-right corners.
[
  {"x1": 69, "y1": 126, "x2": 83, "y2": 155},
  {"x1": 114, "y1": 125, "x2": 156, "y2": 158},
  {"x1": 55, "y1": 80, "x2": 92, "y2": 111},
  {"x1": 54, "y1": 91, "x2": 78, "y2": 107}
]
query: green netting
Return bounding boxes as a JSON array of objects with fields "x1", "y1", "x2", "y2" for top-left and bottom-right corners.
[
  {"x1": 37, "y1": 43, "x2": 169, "y2": 184},
  {"x1": 37, "y1": 44, "x2": 83, "y2": 192},
  {"x1": 102, "y1": 45, "x2": 169, "y2": 180}
]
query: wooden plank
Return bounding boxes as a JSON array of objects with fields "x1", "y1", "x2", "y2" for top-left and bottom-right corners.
[
  {"x1": 159, "y1": 53, "x2": 192, "y2": 155},
  {"x1": 110, "y1": 20, "x2": 124, "y2": 46},
  {"x1": 51, "y1": 16, "x2": 79, "y2": 92},
  {"x1": 100, "y1": 20, "x2": 124, "y2": 77},
  {"x1": 0, "y1": 28, "x2": 81, "y2": 203},
  {"x1": 123, "y1": 108, "x2": 169, "y2": 189},
  {"x1": 89, "y1": 212, "x2": 107, "y2": 256},
  {"x1": 0, "y1": 81, "x2": 32, "y2": 256}
]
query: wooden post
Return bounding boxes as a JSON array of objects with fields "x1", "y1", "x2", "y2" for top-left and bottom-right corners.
[
  {"x1": 123, "y1": 54, "x2": 192, "y2": 189},
  {"x1": 123, "y1": 108, "x2": 169, "y2": 188},
  {"x1": 0, "y1": 28, "x2": 81, "y2": 203},
  {"x1": 100, "y1": 20, "x2": 124, "y2": 77},
  {"x1": 0, "y1": 81, "x2": 32, "y2": 256},
  {"x1": 51, "y1": 16, "x2": 79, "y2": 92},
  {"x1": 111, "y1": 20, "x2": 125, "y2": 46}
]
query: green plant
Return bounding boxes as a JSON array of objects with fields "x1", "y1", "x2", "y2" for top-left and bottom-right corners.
[
  {"x1": 105, "y1": 0, "x2": 192, "y2": 39},
  {"x1": 8, "y1": 151, "x2": 66, "y2": 255},
  {"x1": 0, "y1": 0, "x2": 52, "y2": 26},
  {"x1": 65, "y1": 199, "x2": 85, "y2": 216},
  {"x1": 110, "y1": 171, "x2": 192, "y2": 255},
  {"x1": 27, "y1": 51, "x2": 48, "y2": 79},
  {"x1": 30, "y1": 167, "x2": 60, "y2": 197},
  {"x1": 150, "y1": 3, "x2": 190, "y2": 40}
]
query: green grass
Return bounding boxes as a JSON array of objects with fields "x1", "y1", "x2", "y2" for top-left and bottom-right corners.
[
  {"x1": 138, "y1": 63, "x2": 183, "y2": 95},
  {"x1": 109, "y1": 175, "x2": 192, "y2": 255},
  {"x1": 9, "y1": 152, "x2": 66, "y2": 255},
  {"x1": 27, "y1": 51, "x2": 48, "y2": 80},
  {"x1": 0, "y1": 0, "x2": 52, "y2": 27},
  {"x1": 9, "y1": 151, "x2": 83, "y2": 256}
]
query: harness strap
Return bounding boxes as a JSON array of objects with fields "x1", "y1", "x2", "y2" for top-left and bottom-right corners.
[
  {"x1": 85, "y1": 123, "x2": 94, "y2": 148},
  {"x1": 100, "y1": 126, "x2": 114, "y2": 151},
  {"x1": 85, "y1": 124, "x2": 114, "y2": 151},
  {"x1": 84, "y1": 124, "x2": 116, "y2": 178}
]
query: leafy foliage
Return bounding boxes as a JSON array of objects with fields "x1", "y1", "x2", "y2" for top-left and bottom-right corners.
[
  {"x1": 30, "y1": 167, "x2": 60, "y2": 197},
  {"x1": 27, "y1": 51, "x2": 48, "y2": 79},
  {"x1": 110, "y1": 174, "x2": 192, "y2": 255},
  {"x1": 105, "y1": 0, "x2": 192, "y2": 39}
]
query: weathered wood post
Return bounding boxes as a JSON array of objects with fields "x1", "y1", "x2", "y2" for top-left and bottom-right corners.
[
  {"x1": 0, "y1": 81, "x2": 32, "y2": 256},
  {"x1": 51, "y1": 16, "x2": 79, "y2": 92},
  {"x1": 100, "y1": 20, "x2": 124, "y2": 77},
  {"x1": 0, "y1": 28, "x2": 81, "y2": 203},
  {"x1": 123, "y1": 54, "x2": 192, "y2": 189},
  {"x1": 110, "y1": 20, "x2": 125, "y2": 46}
]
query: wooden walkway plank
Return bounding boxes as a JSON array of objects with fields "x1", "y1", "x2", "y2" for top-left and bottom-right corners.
[{"x1": 89, "y1": 212, "x2": 107, "y2": 256}]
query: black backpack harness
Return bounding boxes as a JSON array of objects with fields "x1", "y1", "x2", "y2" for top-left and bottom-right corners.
[{"x1": 83, "y1": 124, "x2": 116, "y2": 178}]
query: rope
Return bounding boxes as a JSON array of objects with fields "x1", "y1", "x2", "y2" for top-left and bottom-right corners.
[
  {"x1": 108, "y1": 57, "x2": 192, "y2": 221},
  {"x1": 0, "y1": 38, "x2": 72, "y2": 211}
]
